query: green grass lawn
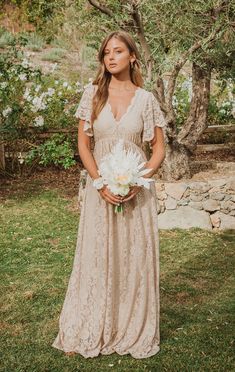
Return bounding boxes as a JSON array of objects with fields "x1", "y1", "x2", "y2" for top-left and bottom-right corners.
[{"x1": 0, "y1": 186, "x2": 234, "y2": 372}]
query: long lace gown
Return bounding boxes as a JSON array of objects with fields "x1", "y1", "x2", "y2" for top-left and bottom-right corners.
[{"x1": 52, "y1": 82, "x2": 167, "y2": 359}]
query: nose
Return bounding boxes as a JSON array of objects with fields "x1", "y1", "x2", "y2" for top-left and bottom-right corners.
[{"x1": 109, "y1": 51, "x2": 115, "y2": 60}]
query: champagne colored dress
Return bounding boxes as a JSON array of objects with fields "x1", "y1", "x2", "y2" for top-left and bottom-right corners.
[{"x1": 52, "y1": 82, "x2": 167, "y2": 359}]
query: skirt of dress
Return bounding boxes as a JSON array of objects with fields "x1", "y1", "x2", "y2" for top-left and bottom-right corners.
[
  {"x1": 52, "y1": 137, "x2": 161, "y2": 359},
  {"x1": 51, "y1": 171, "x2": 161, "y2": 359}
]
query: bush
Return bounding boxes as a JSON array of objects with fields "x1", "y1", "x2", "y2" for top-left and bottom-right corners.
[{"x1": 25, "y1": 133, "x2": 76, "y2": 169}]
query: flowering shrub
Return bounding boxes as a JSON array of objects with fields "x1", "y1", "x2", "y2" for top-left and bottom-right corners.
[{"x1": 0, "y1": 47, "x2": 88, "y2": 171}]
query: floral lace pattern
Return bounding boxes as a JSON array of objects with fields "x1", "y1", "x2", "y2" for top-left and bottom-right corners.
[
  {"x1": 142, "y1": 92, "x2": 166, "y2": 142},
  {"x1": 52, "y1": 84, "x2": 165, "y2": 359},
  {"x1": 75, "y1": 83, "x2": 95, "y2": 137}
]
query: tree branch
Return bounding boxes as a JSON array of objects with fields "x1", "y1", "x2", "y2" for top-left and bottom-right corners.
[
  {"x1": 166, "y1": 23, "x2": 224, "y2": 107},
  {"x1": 87, "y1": 0, "x2": 113, "y2": 17},
  {"x1": 130, "y1": 0, "x2": 153, "y2": 81}
]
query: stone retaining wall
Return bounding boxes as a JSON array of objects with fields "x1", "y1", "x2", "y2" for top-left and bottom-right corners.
[{"x1": 156, "y1": 177, "x2": 235, "y2": 230}]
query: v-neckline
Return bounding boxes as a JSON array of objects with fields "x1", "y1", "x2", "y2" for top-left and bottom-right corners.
[{"x1": 107, "y1": 87, "x2": 141, "y2": 124}]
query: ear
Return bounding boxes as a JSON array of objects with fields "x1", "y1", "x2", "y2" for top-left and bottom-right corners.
[{"x1": 130, "y1": 52, "x2": 136, "y2": 63}]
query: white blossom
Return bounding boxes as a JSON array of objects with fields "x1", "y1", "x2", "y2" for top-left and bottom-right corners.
[
  {"x1": 46, "y1": 88, "x2": 55, "y2": 96},
  {"x1": 35, "y1": 84, "x2": 41, "y2": 93},
  {"x1": 31, "y1": 94, "x2": 47, "y2": 112},
  {"x1": 34, "y1": 116, "x2": 44, "y2": 127},
  {"x1": 0, "y1": 82, "x2": 8, "y2": 89},
  {"x1": 19, "y1": 73, "x2": 27, "y2": 81},
  {"x1": 2, "y1": 106, "x2": 12, "y2": 117},
  {"x1": 21, "y1": 59, "x2": 30, "y2": 68},
  {"x1": 63, "y1": 81, "x2": 68, "y2": 88},
  {"x1": 23, "y1": 87, "x2": 31, "y2": 99},
  {"x1": 18, "y1": 152, "x2": 25, "y2": 164}
]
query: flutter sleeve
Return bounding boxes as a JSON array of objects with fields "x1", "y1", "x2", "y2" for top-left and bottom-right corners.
[
  {"x1": 142, "y1": 91, "x2": 167, "y2": 142},
  {"x1": 74, "y1": 82, "x2": 95, "y2": 137}
]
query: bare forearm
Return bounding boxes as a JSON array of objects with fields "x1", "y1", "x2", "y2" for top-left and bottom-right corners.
[
  {"x1": 144, "y1": 148, "x2": 166, "y2": 178},
  {"x1": 78, "y1": 144, "x2": 100, "y2": 180}
]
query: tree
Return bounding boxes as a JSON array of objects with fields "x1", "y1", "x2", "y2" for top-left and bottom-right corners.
[{"x1": 74, "y1": 0, "x2": 235, "y2": 180}]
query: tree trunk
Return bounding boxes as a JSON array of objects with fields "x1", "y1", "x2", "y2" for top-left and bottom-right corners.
[
  {"x1": 160, "y1": 62, "x2": 211, "y2": 180},
  {"x1": 178, "y1": 62, "x2": 211, "y2": 152},
  {"x1": 0, "y1": 143, "x2": 5, "y2": 171},
  {"x1": 158, "y1": 139, "x2": 192, "y2": 181}
]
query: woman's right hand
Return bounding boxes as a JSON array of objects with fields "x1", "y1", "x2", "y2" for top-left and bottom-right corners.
[{"x1": 98, "y1": 185, "x2": 123, "y2": 206}]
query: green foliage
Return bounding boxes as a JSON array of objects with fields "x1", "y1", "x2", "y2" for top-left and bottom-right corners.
[
  {"x1": 25, "y1": 134, "x2": 76, "y2": 169},
  {"x1": 0, "y1": 28, "x2": 16, "y2": 47},
  {"x1": 21, "y1": 31, "x2": 46, "y2": 51}
]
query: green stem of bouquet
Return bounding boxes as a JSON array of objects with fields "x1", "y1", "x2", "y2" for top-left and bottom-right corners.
[{"x1": 114, "y1": 204, "x2": 123, "y2": 213}]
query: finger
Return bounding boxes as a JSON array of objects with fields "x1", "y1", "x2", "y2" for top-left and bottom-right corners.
[
  {"x1": 105, "y1": 195, "x2": 120, "y2": 206},
  {"x1": 122, "y1": 193, "x2": 135, "y2": 202},
  {"x1": 105, "y1": 192, "x2": 122, "y2": 203}
]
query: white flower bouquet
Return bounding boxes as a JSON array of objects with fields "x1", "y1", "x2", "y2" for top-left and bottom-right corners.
[{"x1": 94, "y1": 140, "x2": 154, "y2": 213}]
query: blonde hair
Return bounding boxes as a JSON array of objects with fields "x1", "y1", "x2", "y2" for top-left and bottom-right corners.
[{"x1": 91, "y1": 30, "x2": 144, "y2": 125}]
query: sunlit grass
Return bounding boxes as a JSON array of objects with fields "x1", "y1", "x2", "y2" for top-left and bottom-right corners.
[{"x1": 0, "y1": 187, "x2": 234, "y2": 372}]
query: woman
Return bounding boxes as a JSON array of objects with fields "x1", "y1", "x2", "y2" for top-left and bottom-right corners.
[{"x1": 52, "y1": 30, "x2": 166, "y2": 359}]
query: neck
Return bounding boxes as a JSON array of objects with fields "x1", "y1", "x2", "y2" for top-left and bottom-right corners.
[{"x1": 109, "y1": 73, "x2": 133, "y2": 90}]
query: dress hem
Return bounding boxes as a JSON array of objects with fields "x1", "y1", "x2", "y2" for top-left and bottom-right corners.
[{"x1": 51, "y1": 341, "x2": 160, "y2": 360}]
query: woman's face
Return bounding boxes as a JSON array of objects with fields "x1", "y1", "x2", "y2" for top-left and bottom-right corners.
[{"x1": 103, "y1": 37, "x2": 135, "y2": 75}]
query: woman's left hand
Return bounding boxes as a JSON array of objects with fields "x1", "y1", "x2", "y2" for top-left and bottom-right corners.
[{"x1": 121, "y1": 185, "x2": 142, "y2": 202}]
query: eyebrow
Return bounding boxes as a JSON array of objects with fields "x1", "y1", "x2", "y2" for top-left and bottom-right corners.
[{"x1": 104, "y1": 46, "x2": 123, "y2": 51}]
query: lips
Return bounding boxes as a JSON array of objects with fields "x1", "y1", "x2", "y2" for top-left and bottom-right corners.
[{"x1": 109, "y1": 64, "x2": 117, "y2": 67}]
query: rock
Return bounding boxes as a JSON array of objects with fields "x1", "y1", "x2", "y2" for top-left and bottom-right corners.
[
  {"x1": 157, "y1": 200, "x2": 165, "y2": 214},
  {"x1": 224, "y1": 195, "x2": 233, "y2": 201},
  {"x1": 229, "y1": 210, "x2": 235, "y2": 216},
  {"x1": 165, "y1": 196, "x2": 177, "y2": 210},
  {"x1": 226, "y1": 179, "x2": 235, "y2": 192},
  {"x1": 209, "y1": 192, "x2": 225, "y2": 201},
  {"x1": 182, "y1": 188, "x2": 191, "y2": 197},
  {"x1": 157, "y1": 200, "x2": 161, "y2": 214},
  {"x1": 210, "y1": 211, "x2": 235, "y2": 230},
  {"x1": 208, "y1": 179, "x2": 227, "y2": 188},
  {"x1": 188, "y1": 201, "x2": 203, "y2": 210},
  {"x1": 220, "y1": 200, "x2": 235, "y2": 212},
  {"x1": 178, "y1": 198, "x2": 190, "y2": 206},
  {"x1": 158, "y1": 206, "x2": 212, "y2": 230},
  {"x1": 155, "y1": 182, "x2": 165, "y2": 192},
  {"x1": 189, "y1": 182, "x2": 211, "y2": 193},
  {"x1": 156, "y1": 191, "x2": 167, "y2": 200},
  {"x1": 209, "y1": 186, "x2": 224, "y2": 194},
  {"x1": 164, "y1": 183, "x2": 188, "y2": 200},
  {"x1": 203, "y1": 199, "x2": 220, "y2": 212},
  {"x1": 191, "y1": 194, "x2": 203, "y2": 202},
  {"x1": 220, "y1": 209, "x2": 230, "y2": 215},
  {"x1": 210, "y1": 213, "x2": 221, "y2": 228}
]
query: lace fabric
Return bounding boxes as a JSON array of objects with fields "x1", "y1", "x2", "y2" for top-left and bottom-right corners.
[
  {"x1": 52, "y1": 83, "x2": 165, "y2": 359},
  {"x1": 142, "y1": 92, "x2": 167, "y2": 142},
  {"x1": 75, "y1": 83, "x2": 95, "y2": 137}
]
